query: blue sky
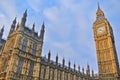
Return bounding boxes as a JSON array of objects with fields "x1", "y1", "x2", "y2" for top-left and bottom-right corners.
[{"x1": 0, "y1": 0, "x2": 120, "y2": 74}]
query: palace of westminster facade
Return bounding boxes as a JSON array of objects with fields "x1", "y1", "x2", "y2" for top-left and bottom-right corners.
[{"x1": 0, "y1": 4, "x2": 120, "y2": 80}]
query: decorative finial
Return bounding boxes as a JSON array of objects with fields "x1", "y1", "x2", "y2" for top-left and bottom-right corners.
[
  {"x1": 0, "y1": 25, "x2": 4, "y2": 40},
  {"x1": 82, "y1": 67, "x2": 84, "y2": 75},
  {"x1": 87, "y1": 63, "x2": 90, "y2": 69},
  {"x1": 97, "y1": 2, "x2": 103, "y2": 13},
  {"x1": 68, "y1": 60, "x2": 71, "y2": 68},
  {"x1": 62, "y1": 57, "x2": 65, "y2": 67},
  {"x1": 56, "y1": 53, "x2": 58, "y2": 65},
  {"x1": 92, "y1": 69, "x2": 94, "y2": 77},
  {"x1": 78, "y1": 65, "x2": 80, "y2": 72},
  {"x1": 74, "y1": 63, "x2": 76, "y2": 70},
  {"x1": 98, "y1": 2, "x2": 100, "y2": 10},
  {"x1": 39, "y1": 21, "x2": 45, "y2": 43},
  {"x1": 0, "y1": 25, "x2": 4, "y2": 33},
  {"x1": 32, "y1": 23, "x2": 35, "y2": 32},
  {"x1": 48, "y1": 50, "x2": 51, "y2": 62},
  {"x1": 13, "y1": 17, "x2": 17, "y2": 24},
  {"x1": 42, "y1": 21, "x2": 45, "y2": 29},
  {"x1": 1, "y1": 25, "x2": 4, "y2": 32},
  {"x1": 24, "y1": 9, "x2": 27, "y2": 17}
]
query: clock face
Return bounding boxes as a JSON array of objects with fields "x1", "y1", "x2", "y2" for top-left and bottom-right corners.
[{"x1": 97, "y1": 26, "x2": 106, "y2": 35}]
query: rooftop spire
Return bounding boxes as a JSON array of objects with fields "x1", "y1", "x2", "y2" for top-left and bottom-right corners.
[
  {"x1": 78, "y1": 65, "x2": 80, "y2": 72},
  {"x1": 48, "y1": 50, "x2": 51, "y2": 62},
  {"x1": 74, "y1": 63, "x2": 76, "y2": 71},
  {"x1": 32, "y1": 23, "x2": 35, "y2": 32},
  {"x1": 13, "y1": 17, "x2": 17, "y2": 24},
  {"x1": 23, "y1": 9, "x2": 27, "y2": 19},
  {"x1": 1, "y1": 26, "x2": 4, "y2": 33},
  {"x1": 97, "y1": 2, "x2": 101, "y2": 12},
  {"x1": 0, "y1": 26, "x2": 4, "y2": 40},
  {"x1": 9, "y1": 17, "x2": 17, "y2": 35},
  {"x1": 96, "y1": 2, "x2": 104, "y2": 16},
  {"x1": 68, "y1": 60, "x2": 71, "y2": 68},
  {"x1": 56, "y1": 53, "x2": 58, "y2": 65},
  {"x1": 95, "y1": 2, "x2": 105, "y2": 23},
  {"x1": 20, "y1": 9, "x2": 27, "y2": 26},
  {"x1": 39, "y1": 22, "x2": 45, "y2": 45},
  {"x1": 62, "y1": 57, "x2": 65, "y2": 67}
]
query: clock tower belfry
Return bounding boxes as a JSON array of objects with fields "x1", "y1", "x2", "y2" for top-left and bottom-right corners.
[{"x1": 93, "y1": 4, "x2": 120, "y2": 80}]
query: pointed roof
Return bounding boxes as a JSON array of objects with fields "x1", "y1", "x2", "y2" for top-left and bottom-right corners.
[
  {"x1": 32, "y1": 23, "x2": 35, "y2": 31},
  {"x1": 48, "y1": 50, "x2": 51, "y2": 55},
  {"x1": 96, "y1": 2, "x2": 104, "y2": 15},
  {"x1": 78, "y1": 65, "x2": 80, "y2": 69},
  {"x1": 94, "y1": 2, "x2": 106, "y2": 23},
  {"x1": 0, "y1": 26, "x2": 4, "y2": 33},
  {"x1": 23, "y1": 9, "x2": 27, "y2": 18},
  {"x1": 97, "y1": 2, "x2": 102, "y2": 12},
  {"x1": 56, "y1": 53, "x2": 58, "y2": 58},
  {"x1": 13, "y1": 17, "x2": 17, "y2": 24},
  {"x1": 41, "y1": 21, "x2": 45, "y2": 31}
]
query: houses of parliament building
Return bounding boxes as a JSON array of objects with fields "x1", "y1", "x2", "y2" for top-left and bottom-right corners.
[{"x1": 0, "y1": 4, "x2": 120, "y2": 80}]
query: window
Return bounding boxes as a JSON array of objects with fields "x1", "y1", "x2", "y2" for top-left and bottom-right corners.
[
  {"x1": 32, "y1": 43, "x2": 37, "y2": 55},
  {"x1": 22, "y1": 39, "x2": 28, "y2": 51},
  {"x1": 28, "y1": 62, "x2": 34, "y2": 76},
  {"x1": 16, "y1": 59, "x2": 23, "y2": 74}
]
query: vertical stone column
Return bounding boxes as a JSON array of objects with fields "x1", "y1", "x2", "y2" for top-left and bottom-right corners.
[
  {"x1": 36, "y1": 44, "x2": 42, "y2": 57},
  {"x1": 26, "y1": 39, "x2": 30, "y2": 53},
  {"x1": 73, "y1": 74, "x2": 76, "y2": 80},
  {"x1": 38, "y1": 62, "x2": 41, "y2": 80},
  {"x1": 33, "y1": 62, "x2": 40, "y2": 80},
  {"x1": 14, "y1": 35, "x2": 22, "y2": 49},
  {"x1": 57, "y1": 70, "x2": 60, "y2": 80},
  {"x1": 68, "y1": 72, "x2": 71, "y2": 80},
  {"x1": 62, "y1": 70, "x2": 65, "y2": 80},
  {"x1": 54, "y1": 68, "x2": 58, "y2": 80},
  {"x1": 78, "y1": 76, "x2": 81, "y2": 80},
  {"x1": 45, "y1": 66, "x2": 50, "y2": 80}
]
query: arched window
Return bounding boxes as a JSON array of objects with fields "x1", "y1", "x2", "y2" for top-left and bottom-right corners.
[
  {"x1": 16, "y1": 58, "x2": 23, "y2": 74},
  {"x1": 28, "y1": 62, "x2": 34, "y2": 76},
  {"x1": 32, "y1": 43, "x2": 37, "y2": 55},
  {"x1": 22, "y1": 39, "x2": 28, "y2": 51}
]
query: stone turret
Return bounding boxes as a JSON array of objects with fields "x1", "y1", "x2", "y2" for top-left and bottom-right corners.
[{"x1": 9, "y1": 17, "x2": 16, "y2": 35}]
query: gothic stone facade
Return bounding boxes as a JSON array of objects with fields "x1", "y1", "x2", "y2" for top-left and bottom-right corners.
[{"x1": 0, "y1": 5, "x2": 119, "y2": 80}]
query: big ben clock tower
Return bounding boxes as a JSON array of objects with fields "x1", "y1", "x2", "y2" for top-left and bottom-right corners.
[{"x1": 93, "y1": 4, "x2": 120, "y2": 80}]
